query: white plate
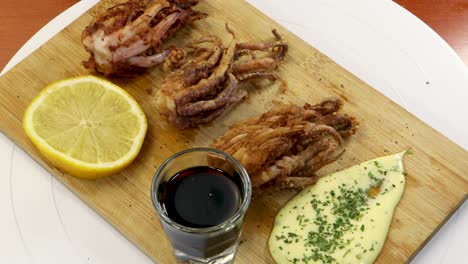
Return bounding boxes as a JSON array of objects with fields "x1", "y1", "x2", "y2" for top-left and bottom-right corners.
[{"x1": 1, "y1": 0, "x2": 466, "y2": 263}]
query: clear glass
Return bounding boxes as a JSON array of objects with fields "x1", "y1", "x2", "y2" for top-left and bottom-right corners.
[{"x1": 151, "y1": 148, "x2": 252, "y2": 264}]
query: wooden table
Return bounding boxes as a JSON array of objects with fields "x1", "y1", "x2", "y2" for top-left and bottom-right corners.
[{"x1": 0, "y1": 0, "x2": 467, "y2": 70}]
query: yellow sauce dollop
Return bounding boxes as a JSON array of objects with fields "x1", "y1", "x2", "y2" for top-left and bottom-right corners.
[{"x1": 269, "y1": 151, "x2": 407, "y2": 264}]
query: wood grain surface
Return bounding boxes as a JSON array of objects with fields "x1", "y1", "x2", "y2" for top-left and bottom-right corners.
[
  {"x1": 0, "y1": 0, "x2": 467, "y2": 263},
  {"x1": 0, "y1": 0, "x2": 77, "y2": 70},
  {"x1": 396, "y1": 0, "x2": 468, "y2": 65},
  {"x1": 1, "y1": 0, "x2": 467, "y2": 70}
]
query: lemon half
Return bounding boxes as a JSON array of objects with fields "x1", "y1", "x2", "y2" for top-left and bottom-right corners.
[{"x1": 23, "y1": 75, "x2": 147, "y2": 179}]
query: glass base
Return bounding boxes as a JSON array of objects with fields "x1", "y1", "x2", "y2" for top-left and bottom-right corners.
[{"x1": 174, "y1": 241, "x2": 238, "y2": 264}]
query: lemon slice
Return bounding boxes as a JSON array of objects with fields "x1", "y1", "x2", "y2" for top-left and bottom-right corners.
[{"x1": 23, "y1": 75, "x2": 147, "y2": 179}]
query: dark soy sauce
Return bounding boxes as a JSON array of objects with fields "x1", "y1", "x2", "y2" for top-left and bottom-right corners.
[{"x1": 160, "y1": 166, "x2": 241, "y2": 228}]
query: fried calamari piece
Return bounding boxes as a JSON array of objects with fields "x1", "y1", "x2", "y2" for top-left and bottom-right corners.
[
  {"x1": 212, "y1": 97, "x2": 358, "y2": 191},
  {"x1": 155, "y1": 27, "x2": 288, "y2": 129},
  {"x1": 82, "y1": 0, "x2": 206, "y2": 77}
]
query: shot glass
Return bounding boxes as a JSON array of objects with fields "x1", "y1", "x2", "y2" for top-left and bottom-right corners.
[{"x1": 151, "y1": 148, "x2": 252, "y2": 263}]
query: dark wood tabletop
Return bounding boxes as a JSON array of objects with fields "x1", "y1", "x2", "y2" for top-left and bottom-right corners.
[{"x1": 0, "y1": 0, "x2": 467, "y2": 70}]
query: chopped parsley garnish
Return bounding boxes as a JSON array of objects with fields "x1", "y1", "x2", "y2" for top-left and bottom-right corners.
[
  {"x1": 373, "y1": 161, "x2": 383, "y2": 168},
  {"x1": 368, "y1": 172, "x2": 384, "y2": 187},
  {"x1": 296, "y1": 184, "x2": 370, "y2": 263}
]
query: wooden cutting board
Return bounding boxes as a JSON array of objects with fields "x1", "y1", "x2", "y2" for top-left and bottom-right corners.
[{"x1": 0, "y1": 0, "x2": 466, "y2": 263}]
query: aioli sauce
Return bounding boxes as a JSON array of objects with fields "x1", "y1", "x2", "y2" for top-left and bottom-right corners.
[{"x1": 269, "y1": 151, "x2": 407, "y2": 264}]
